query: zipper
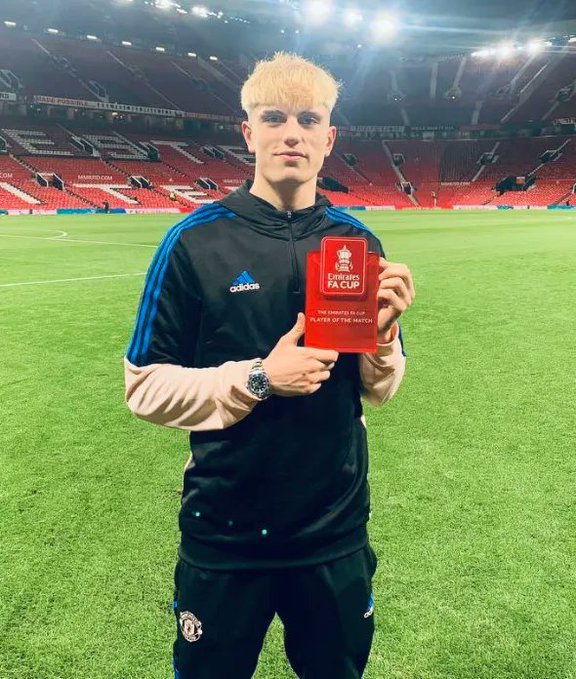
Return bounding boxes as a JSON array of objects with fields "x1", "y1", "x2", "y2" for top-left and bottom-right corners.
[{"x1": 286, "y1": 211, "x2": 301, "y2": 294}]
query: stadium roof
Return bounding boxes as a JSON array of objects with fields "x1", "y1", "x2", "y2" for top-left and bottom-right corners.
[{"x1": 3, "y1": 0, "x2": 576, "y2": 56}]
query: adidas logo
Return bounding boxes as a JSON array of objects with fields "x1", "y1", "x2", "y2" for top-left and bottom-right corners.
[{"x1": 229, "y1": 270, "x2": 261, "y2": 293}]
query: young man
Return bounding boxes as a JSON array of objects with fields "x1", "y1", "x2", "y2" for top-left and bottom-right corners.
[{"x1": 124, "y1": 52, "x2": 414, "y2": 679}]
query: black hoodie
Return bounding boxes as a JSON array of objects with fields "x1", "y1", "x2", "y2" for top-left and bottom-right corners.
[{"x1": 126, "y1": 181, "x2": 399, "y2": 569}]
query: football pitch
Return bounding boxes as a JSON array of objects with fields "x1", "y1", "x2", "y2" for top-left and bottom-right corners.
[{"x1": 1, "y1": 210, "x2": 575, "y2": 679}]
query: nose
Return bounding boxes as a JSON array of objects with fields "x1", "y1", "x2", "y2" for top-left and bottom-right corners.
[{"x1": 282, "y1": 116, "x2": 302, "y2": 146}]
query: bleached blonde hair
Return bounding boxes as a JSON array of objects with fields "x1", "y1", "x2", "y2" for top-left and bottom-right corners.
[{"x1": 240, "y1": 52, "x2": 340, "y2": 117}]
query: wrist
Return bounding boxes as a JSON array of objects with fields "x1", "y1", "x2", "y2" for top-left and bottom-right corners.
[
  {"x1": 246, "y1": 358, "x2": 272, "y2": 400},
  {"x1": 377, "y1": 322, "x2": 398, "y2": 345}
]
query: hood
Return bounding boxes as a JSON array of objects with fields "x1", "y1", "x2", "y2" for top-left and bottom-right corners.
[{"x1": 219, "y1": 180, "x2": 332, "y2": 241}]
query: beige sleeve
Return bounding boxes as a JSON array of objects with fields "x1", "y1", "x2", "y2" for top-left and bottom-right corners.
[
  {"x1": 124, "y1": 357, "x2": 261, "y2": 432},
  {"x1": 358, "y1": 322, "x2": 406, "y2": 406}
]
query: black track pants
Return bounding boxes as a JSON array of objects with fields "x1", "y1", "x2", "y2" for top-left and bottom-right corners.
[{"x1": 172, "y1": 544, "x2": 378, "y2": 679}]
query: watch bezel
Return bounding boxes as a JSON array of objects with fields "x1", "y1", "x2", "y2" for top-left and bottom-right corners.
[{"x1": 247, "y1": 360, "x2": 271, "y2": 400}]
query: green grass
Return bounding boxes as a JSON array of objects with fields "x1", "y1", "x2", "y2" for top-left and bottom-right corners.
[{"x1": 1, "y1": 211, "x2": 575, "y2": 679}]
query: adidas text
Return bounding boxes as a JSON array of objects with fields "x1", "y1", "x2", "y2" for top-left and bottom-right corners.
[{"x1": 230, "y1": 282, "x2": 261, "y2": 293}]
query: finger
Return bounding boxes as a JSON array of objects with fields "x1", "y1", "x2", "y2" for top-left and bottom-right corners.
[
  {"x1": 378, "y1": 276, "x2": 413, "y2": 307},
  {"x1": 315, "y1": 370, "x2": 332, "y2": 383},
  {"x1": 280, "y1": 313, "x2": 306, "y2": 345},
  {"x1": 309, "y1": 357, "x2": 336, "y2": 372},
  {"x1": 377, "y1": 288, "x2": 408, "y2": 314},
  {"x1": 379, "y1": 264, "x2": 415, "y2": 298},
  {"x1": 309, "y1": 349, "x2": 339, "y2": 364}
]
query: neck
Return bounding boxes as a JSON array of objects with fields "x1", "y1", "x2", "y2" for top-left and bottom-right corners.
[{"x1": 249, "y1": 175, "x2": 317, "y2": 212}]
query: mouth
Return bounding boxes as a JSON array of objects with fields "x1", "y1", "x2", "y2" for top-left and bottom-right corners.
[{"x1": 276, "y1": 152, "x2": 306, "y2": 159}]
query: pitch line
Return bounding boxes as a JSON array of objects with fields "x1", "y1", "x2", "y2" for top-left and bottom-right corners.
[
  {"x1": 0, "y1": 272, "x2": 146, "y2": 288},
  {"x1": 0, "y1": 232, "x2": 156, "y2": 248}
]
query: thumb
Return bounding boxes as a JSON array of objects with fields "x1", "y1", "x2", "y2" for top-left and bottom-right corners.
[{"x1": 280, "y1": 312, "x2": 306, "y2": 345}]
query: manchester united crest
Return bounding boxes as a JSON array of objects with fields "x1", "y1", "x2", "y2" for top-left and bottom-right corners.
[{"x1": 179, "y1": 611, "x2": 203, "y2": 643}]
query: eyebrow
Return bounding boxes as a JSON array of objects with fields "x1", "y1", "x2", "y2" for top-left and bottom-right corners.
[{"x1": 260, "y1": 110, "x2": 323, "y2": 120}]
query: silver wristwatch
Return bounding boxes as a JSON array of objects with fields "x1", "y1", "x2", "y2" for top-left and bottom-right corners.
[{"x1": 246, "y1": 358, "x2": 272, "y2": 400}]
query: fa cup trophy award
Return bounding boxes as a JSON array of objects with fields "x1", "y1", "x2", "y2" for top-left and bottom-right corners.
[{"x1": 305, "y1": 237, "x2": 379, "y2": 353}]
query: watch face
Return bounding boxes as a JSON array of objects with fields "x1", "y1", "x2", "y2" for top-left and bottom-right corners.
[{"x1": 249, "y1": 371, "x2": 270, "y2": 398}]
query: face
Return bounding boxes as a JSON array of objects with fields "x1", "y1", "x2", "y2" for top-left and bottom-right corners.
[{"x1": 242, "y1": 104, "x2": 337, "y2": 188}]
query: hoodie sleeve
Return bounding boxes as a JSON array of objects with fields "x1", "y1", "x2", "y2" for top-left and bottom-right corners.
[
  {"x1": 358, "y1": 235, "x2": 406, "y2": 406},
  {"x1": 358, "y1": 321, "x2": 406, "y2": 406},
  {"x1": 124, "y1": 229, "x2": 260, "y2": 431}
]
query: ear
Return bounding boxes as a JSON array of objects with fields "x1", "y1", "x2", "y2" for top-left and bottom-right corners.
[
  {"x1": 325, "y1": 125, "x2": 337, "y2": 157},
  {"x1": 241, "y1": 120, "x2": 255, "y2": 154}
]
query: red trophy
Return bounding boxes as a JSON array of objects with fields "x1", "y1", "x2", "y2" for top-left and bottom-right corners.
[{"x1": 305, "y1": 236, "x2": 380, "y2": 353}]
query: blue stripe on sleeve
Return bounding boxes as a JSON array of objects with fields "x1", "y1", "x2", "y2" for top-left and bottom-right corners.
[
  {"x1": 326, "y1": 207, "x2": 377, "y2": 237},
  {"x1": 126, "y1": 205, "x2": 232, "y2": 365},
  {"x1": 126, "y1": 205, "x2": 223, "y2": 363}
]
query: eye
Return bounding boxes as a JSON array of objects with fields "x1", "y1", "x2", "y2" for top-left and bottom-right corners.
[
  {"x1": 262, "y1": 113, "x2": 284, "y2": 124},
  {"x1": 299, "y1": 115, "x2": 320, "y2": 127}
]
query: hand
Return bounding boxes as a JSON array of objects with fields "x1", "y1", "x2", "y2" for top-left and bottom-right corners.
[
  {"x1": 262, "y1": 313, "x2": 339, "y2": 397},
  {"x1": 376, "y1": 258, "x2": 415, "y2": 340}
]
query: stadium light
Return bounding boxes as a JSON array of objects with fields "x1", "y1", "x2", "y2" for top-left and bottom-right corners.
[
  {"x1": 176, "y1": 7, "x2": 188, "y2": 13},
  {"x1": 371, "y1": 13, "x2": 399, "y2": 41},
  {"x1": 209, "y1": 55, "x2": 218, "y2": 61},
  {"x1": 187, "y1": 51, "x2": 197, "y2": 57},
  {"x1": 569, "y1": 36, "x2": 576, "y2": 43},
  {"x1": 155, "y1": 0, "x2": 172, "y2": 9},
  {"x1": 343, "y1": 8, "x2": 362, "y2": 27},
  {"x1": 471, "y1": 49, "x2": 491, "y2": 58},
  {"x1": 496, "y1": 42, "x2": 515, "y2": 59},
  {"x1": 122, "y1": 40, "x2": 132, "y2": 46},
  {"x1": 155, "y1": 46, "x2": 166, "y2": 52},
  {"x1": 526, "y1": 39, "x2": 544, "y2": 54},
  {"x1": 86, "y1": 34, "x2": 99, "y2": 41},
  {"x1": 4, "y1": 20, "x2": 16, "y2": 27},
  {"x1": 304, "y1": 0, "x2": 332, "y2": 25},
  {"x1": 192, "y1": 6, "x2": 209, "y2": 17},
  {"x1": 47, "y1": 28, "x2": 59, "y2": 34}
]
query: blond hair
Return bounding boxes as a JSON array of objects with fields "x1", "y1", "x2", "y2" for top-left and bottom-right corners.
[{"x1": 240, "y1": 52, "x2": 340, "y2": 117}]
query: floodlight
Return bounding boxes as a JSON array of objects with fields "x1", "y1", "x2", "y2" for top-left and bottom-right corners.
[
  {"x1": 343, "y1": 8, "x2": 362, "y2": 27},
  {"x1": 496, "y1": 42, "x2": 514, "y2": 59},
  {"x1": 209, "y1": 55, "x2": 218, "y2": 61},
  {"x1": 4, "y1": 20, "x2": 16, "y2": 27},
  {"x1": 156, "y1": 0, "x2": 172, "y2": 9},
  {"x1": 47, "y1": 28, "x2": 59, "y2": 34},
  {"x1": 371, "y1": 13, "x2": 399, "y2": 41},
  {"x1": 155, "y1": 46, "x2": 166, "y2": 52},
  {"x1": 471, "y1": 49, "x2": 490, "y2": 58},
  {"x1": 569, "y1": 36, "x2": 576, "y2": 43},
  {"x1": 176, "y1": 7, "x2": 188, "y2": 13},
  {"x1": 192, "y1": 5, "x2": 209, "y2": 17},
  {"x1": 526, "y1": 40, "x2": 544, "y2": 54},
  {"x1": 122, "y1": 40, "x2": 132, "y2": 46},
  {"x1": 187, "y1": 52, "x2": 197, "y2": 57},
  {"x1": 86, "y1": 34, "x2": 99, "y2": 40},
  {"x1": 304, "y1": 0, "x2": 331, "y2": 25}
]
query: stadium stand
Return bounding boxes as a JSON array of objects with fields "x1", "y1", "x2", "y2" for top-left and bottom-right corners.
[{"x1": 1, "y1": 24, "x2": 576, "y2": 212}]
